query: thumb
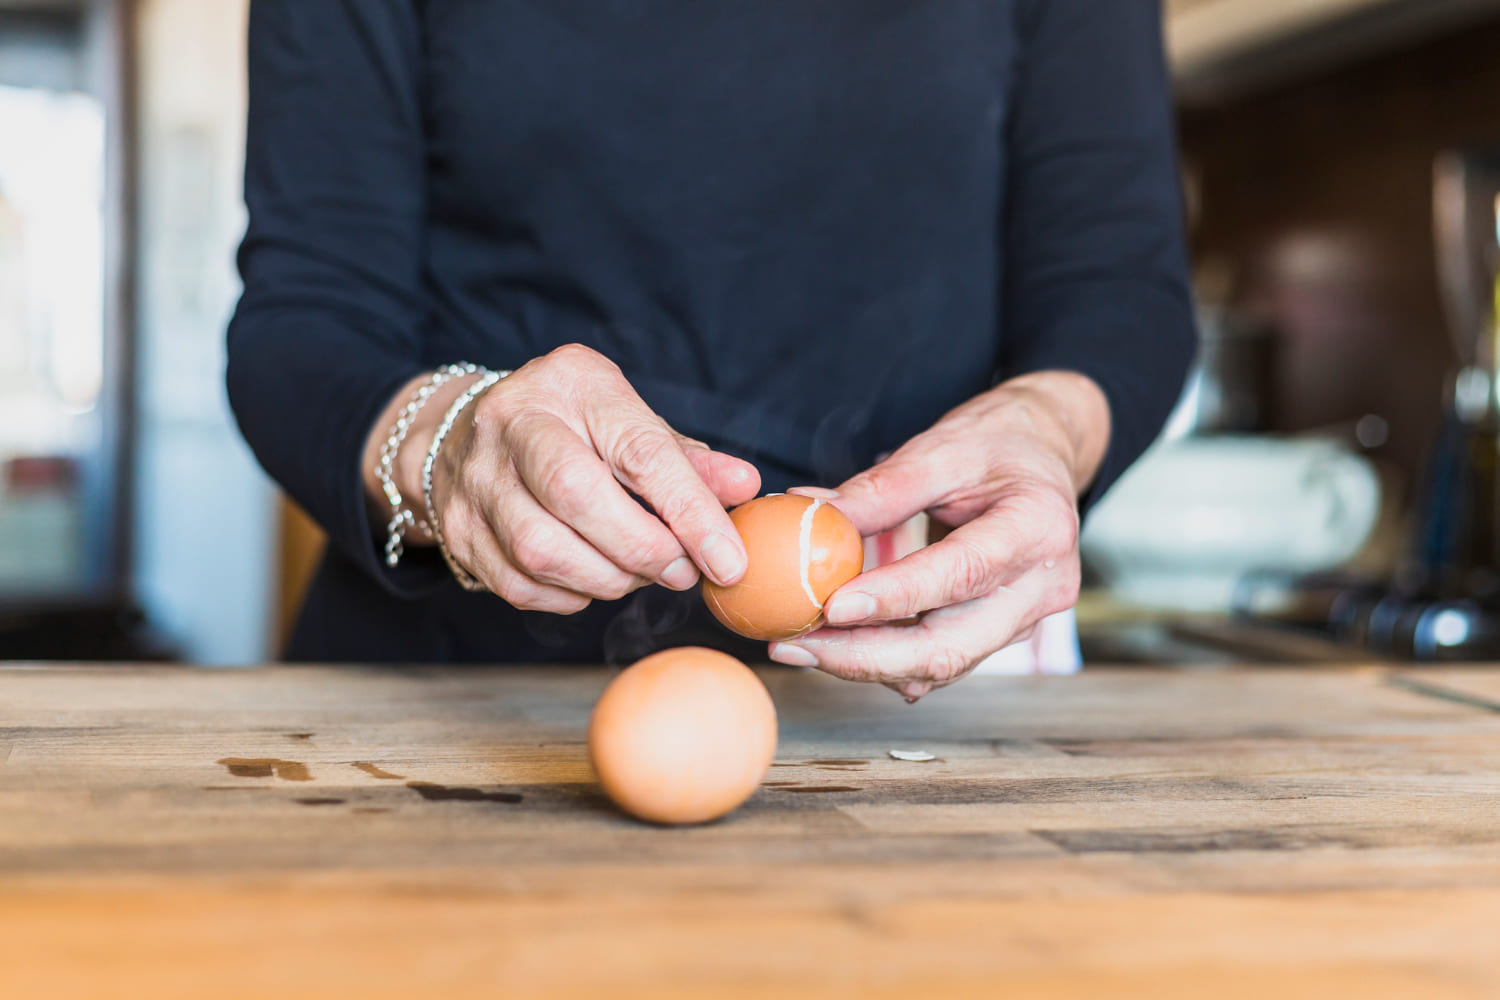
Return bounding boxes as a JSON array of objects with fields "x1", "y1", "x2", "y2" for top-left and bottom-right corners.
[
  {"x1": 679, "y1": 439, "x2": 761, "y2": 508},
  {"x1": 794, "y1": 447, "x2": 940, "y2": 537}
]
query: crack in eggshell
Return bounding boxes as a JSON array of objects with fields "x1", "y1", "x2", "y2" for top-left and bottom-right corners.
[
  {"x1": 797, "y1": 498, "x2": 824, "y2": 610},
  {"x1": 705, "y1": 584, "x2": 821, "y2": 641},
  {"x1": 701, "y1": 586, "x2": 763, "y2": 638}
]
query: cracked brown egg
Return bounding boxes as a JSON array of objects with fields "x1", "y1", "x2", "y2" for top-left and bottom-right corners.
[
  {"x1": 588, "y1": 647, "x2": 777, "y2": 825},
  {"x1": 701, "y1": 494, "x2": 865, "y2": 642}
]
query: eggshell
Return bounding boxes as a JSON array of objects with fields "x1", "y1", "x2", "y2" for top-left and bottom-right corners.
[
  {"x1": 701, "y1": 494, "x2": 864, "y2": 641},
  {"x1": 588, "y1": 647, "x2": 778, "y2": 825}
]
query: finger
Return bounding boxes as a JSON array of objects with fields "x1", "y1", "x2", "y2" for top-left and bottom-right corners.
[
  {"x1": 822, "y1": 505, "x2": 1043, "y2": 626},
  {"x1": 769, "y1": 618, "x2": 976, "y2": 688},
  {"x1": 508, "y1": 414, "x2": 700, "y2": 590},
  {"x1": 883, "y1": 624, "x2": 1040, "y2": 702},
  {"x1": 488, "y1": 482, "x2": 656, "y2": 601},
  {"x1": 590, "y1": 415, "x2": 748, "y2": 587},
  {"x1": 812, "y1": 443, "x2": 944, "y2": 537},
  {"x1": 885, "y1": 680, "x2": 935, "y2": 704},
  {"x1": 439, "y1": 501, "x2": 594, "y2": 614},
  {"x1": 681, "y1": 442, "x2": 761, "y2": 508},
  {"x1": 770, "y1": 578, "x2": 1044, "y2": 687}
]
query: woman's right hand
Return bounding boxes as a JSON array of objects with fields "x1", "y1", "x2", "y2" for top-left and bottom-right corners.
[{"x1": 366, "y1": 344, "x2": 760, "y2": 613}]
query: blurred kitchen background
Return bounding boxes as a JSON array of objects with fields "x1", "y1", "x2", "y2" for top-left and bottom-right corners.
[{"x1": 6, "y1": 0, "x2": 1500, "y2": 665}]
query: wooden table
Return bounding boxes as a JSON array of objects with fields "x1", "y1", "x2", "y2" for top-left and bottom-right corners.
[{"x1": 2, "y1": 663, "x2": 1499, "y2": 999}]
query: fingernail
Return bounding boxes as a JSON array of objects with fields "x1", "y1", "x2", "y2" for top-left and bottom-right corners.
[
  {"x1": 769, "y1": 643, "x2": 819, "y2": 668},
  {"x1": 788, "y1": 486, "x2": 841, "y2": 499},
  {"x1": 731, "y1": 465, "x2": 753, "y2": 482},
  {"x1": 701, "y1": 532, "x2": 747, "y2": 586},
  {"x1": 904, "y1": 695, "x2": 920, "y2": 705},
  {"x1": 660, "y1": 557, "x2": 699, "y2": 591},
  {"x1": 824, "y1": 592, "x2": 876, "y2": 625}
]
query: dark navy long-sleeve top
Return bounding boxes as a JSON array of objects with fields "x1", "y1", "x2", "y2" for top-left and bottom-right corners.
[{"x1": 227, "y1": 0, "x2": 1194, "y2": 664}]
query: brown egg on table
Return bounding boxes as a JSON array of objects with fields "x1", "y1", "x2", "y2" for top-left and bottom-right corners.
[
  {"x1": 588, "y1": 647, "x2": 778, "y2": 825},
  {"x1": 701, "y1": 494, "x2": 864, "y2": 641}
]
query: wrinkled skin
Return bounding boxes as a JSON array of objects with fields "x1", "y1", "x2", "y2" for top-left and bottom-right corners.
[
  {"x1": 373, "y1": 344, "x2": 760, "y2": 611},
  {"x1": 770, "y1": 372, "x2": 1108, "y2": 702}
]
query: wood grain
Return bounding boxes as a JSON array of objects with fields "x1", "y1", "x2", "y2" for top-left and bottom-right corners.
[
  {"x1": 1, "y1": 663, "x2": 1498, "y2": 998},
  {"x1": 1393, "y1": 669, "x2": 1500, "y2": 712}
]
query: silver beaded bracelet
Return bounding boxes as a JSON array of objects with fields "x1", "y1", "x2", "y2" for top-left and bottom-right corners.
[
  {"x1": 423, "y1": 368, "x2": 509, "y2": 591},
  {"x1": 376, "y1": 363, "x2": 488, "y2": 569}
]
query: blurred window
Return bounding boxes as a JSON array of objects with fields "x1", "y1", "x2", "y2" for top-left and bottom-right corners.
[{"x1": 0, "y1": 7, "x2": 109, "y2": 600}]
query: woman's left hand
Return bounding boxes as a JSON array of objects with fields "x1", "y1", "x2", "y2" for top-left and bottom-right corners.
[{"x1": 769, "y1": 371, "x2": 1110, "y2": 702}]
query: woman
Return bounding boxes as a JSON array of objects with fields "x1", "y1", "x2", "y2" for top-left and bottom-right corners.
[{"x1": 227, "y1": 0, "x2": 1194, "y2": 699}]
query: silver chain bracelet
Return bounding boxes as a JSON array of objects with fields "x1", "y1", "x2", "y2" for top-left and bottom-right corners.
[
  {"x1": 376, "y1": 362, "x2": 487, "y2": 569},
  {"x1": 423, "y1": 368, "x2": 509, "y2": 591}
]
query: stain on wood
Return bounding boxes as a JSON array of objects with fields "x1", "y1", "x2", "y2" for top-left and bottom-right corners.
[
  {"x1": 294, "y1": 798, "x2": 345, "y2": 807},
  {"x1": 406, "y1": 781, "x2": 522, "y2": 804},
  {"x1": 352, "y1": 761, "x2": 405, "y2": 780},
  {"x1": 779, "y1": 786, "x2": 861, "y2": 794},
  {"x1": 285, "y1": 732, "x2": 315, "y2": 741},
  {"x1": 215, "y1": 758, "x2": 311, "y2": 781}
]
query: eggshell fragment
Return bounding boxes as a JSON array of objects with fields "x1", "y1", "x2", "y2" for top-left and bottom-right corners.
[
  {"x1": 588, "y1": 647, "x2": 778, "y2": 825},
  {"x1": 702, "y1": 494, "x2": 864, "y2": 641}
]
